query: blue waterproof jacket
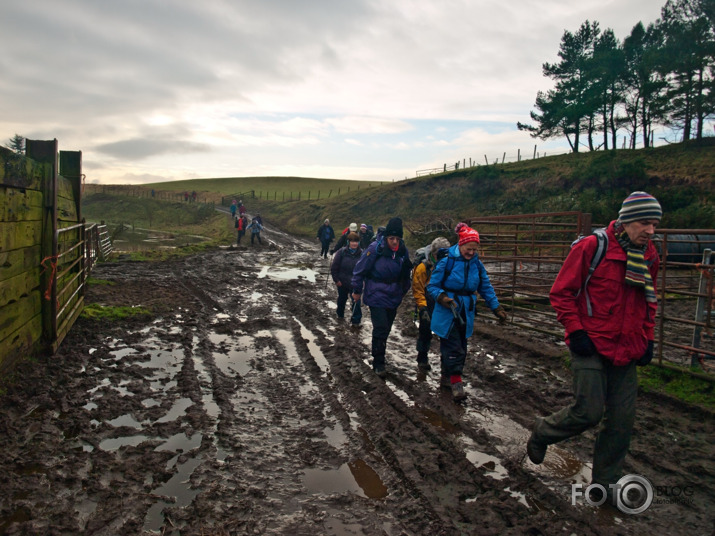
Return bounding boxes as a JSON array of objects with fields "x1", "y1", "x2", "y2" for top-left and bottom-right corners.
[
  {"x1": 351, "y1": 238, "x2": 411, "y2": 308},
  {"x1": 427, "y1": 244, "x2": 499, "y2": 338},
  {"x1": 317, "y1": 224, "x2": 335, "y2": 242}
]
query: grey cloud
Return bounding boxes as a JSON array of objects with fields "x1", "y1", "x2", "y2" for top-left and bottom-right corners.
[{"x1": 95, "y1": 138, "x2": 211, "y2": 160}]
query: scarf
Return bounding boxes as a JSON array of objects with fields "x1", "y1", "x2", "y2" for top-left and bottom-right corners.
[{"x1": 614, "y1": 221, "x2": 657, "y2": 303}]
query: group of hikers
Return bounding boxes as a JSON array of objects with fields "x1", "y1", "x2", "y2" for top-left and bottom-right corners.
[
  {"x1": 322, "y1": 216, "x2": 506, "y2": 402},
  {"x1": 231, "y1": 199, "x2": 264, "y2": 245},
  {"x1": 323, "y1": 191, "x2": 663, "y2": 508}
]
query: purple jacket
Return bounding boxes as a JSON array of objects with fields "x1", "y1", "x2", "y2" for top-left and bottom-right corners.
[
  {"x1": 331, "y1": 246, "x2": 363, "y2": 288},
  {"x1": 351, "y1": 238, "x2": 412, "y2": 308}
]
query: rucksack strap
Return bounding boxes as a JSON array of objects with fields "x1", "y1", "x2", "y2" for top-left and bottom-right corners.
[{"x1": 582, "y1": 228, "x2": 608, "y2": 317}]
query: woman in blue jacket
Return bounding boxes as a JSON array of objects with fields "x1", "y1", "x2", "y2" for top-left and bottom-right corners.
[
  {"x1": 351, "y1": 217, "x2": 412, "y2": 377},
  {"x1": 427, "y1": 223, "x2": 507, "y2": 401}
]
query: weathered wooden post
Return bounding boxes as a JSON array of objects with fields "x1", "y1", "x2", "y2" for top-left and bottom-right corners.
[{"x1": 26, "y1": 139, "x2": 59, "y2": 348}]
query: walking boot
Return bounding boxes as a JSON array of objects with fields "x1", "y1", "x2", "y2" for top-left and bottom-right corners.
[
  {"x1": 451, "y1": 381, "x2": 466, "y2": 401},
  {"x1": 526, "y1": 421, "x2": 547, "y2": 464},
  {"x1": 417, "y1": 352, "x2": 431, "y2": 372}
]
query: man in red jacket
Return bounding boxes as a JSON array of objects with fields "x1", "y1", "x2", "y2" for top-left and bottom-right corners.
[{"x1": 526, "y1": 192, "x2": 662, "y2": 503}]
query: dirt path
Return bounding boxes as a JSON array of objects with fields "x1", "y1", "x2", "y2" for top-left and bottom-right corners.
[{"x1": 0, "y1": 219, "x2": 713, "y2": 535}]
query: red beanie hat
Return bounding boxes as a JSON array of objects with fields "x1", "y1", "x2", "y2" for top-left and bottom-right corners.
[{"x1": 455, "y1": 222, "x2": 480, "y2": 245}]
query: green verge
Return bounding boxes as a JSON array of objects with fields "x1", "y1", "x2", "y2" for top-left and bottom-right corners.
[
  {"x1": 638, "y1": 364, "x2": 715, "y2": 410},
  {"x1": 80, "y1": 303, "x2": 152, "y2": 321}
]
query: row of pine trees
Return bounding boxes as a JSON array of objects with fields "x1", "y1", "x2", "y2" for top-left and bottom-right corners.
[{"x1": 518, "y1": 0, "x2": 715, "y2": 152}]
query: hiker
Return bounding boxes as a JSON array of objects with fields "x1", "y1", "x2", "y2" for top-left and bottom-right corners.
[
  {"x1": 330, "y1": 232, "x2": 363, "y2": 327},
  {"x1": 351, "y1": 217, "x2": 412, "y2": 378},
  {"x1": 526, "y1": 192, "x2": 662, "y2": 504},
  {"x1": 255, "y1": 212, "x2": 263, "y2": 225},
  {"x1": 427, "y1": 223, "x2": 507, "y2": 401},
  {"x1": 358, "y1": 223, "x2": 374, "y2": 250},
  {"x1": 230, "y1": 199, "x2": 237, "y2": 218},
  {"x1": 238, "y1": 200, "x2": 246, "y2": 216},
  {"x1": 331, "y1": 223, "x2": 358, "y2": 254},
  {"x1": 412, "y1": 237, "x2": 451, "y2": 372},
  {"x1": 316, "y1": 219, "x2": 335, "y2": 259},
  {"x1": 235, "y1": 214, "x2": 248, "y2": 244},
  {"x1": 246, "y1": 217, "x2": 264, "y2": 245}
]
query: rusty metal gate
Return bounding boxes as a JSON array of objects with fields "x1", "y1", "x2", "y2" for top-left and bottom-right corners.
[{"x1": 463, "y1": 213, "x2": 715, "y2": 374}]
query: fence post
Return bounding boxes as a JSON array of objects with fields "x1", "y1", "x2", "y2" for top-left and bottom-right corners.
[
  {"x1": 533, "y1": 145, "x2": 537, "y2": 159},
  {"x1": 518, "y1": 148, "x2": 521, "y2": 162},
  {"x1": 691, "y1": 249, "x2": 714, "y2": 368},
  {"x1": 484, "y1": 155, "x2": 489, "y2": 165}
]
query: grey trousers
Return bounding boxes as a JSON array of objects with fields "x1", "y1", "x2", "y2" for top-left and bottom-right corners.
[{"x1": 533, "y1": 351, "x2": 637, "y2": 486}]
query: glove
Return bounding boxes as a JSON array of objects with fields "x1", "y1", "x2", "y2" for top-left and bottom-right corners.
[
  {"x1": 419, "y1": 307, "x2": 431, "y2": 323},
  {"x1": 568, "y1": 329, "x2": 597, "y2": 357},
  {"x1": 436, "y1": 293, "x2": 455, "y2": 308},
  {"x1": 492, "y1": 305, "x2": 507, "y2": 325},
  {"x1": 637, "y1": 341, "x2": 654, "y2": 366}
]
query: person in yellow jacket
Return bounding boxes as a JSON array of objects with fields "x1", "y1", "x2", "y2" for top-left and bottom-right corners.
[{"x1": 412, "y1": 237, "x2": 450, "y2": 372}]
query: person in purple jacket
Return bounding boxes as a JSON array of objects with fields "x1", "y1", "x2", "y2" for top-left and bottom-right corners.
[
  {"x1": 351, "y1": 217, "x2": 413, "y2": 377},
  {"x1": 330, "y1": 232, "x2": 363, "y2": 327}
]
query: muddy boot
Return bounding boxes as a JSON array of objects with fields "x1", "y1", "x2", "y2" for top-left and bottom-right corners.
[
  {"x1": 439, "y1": 375, "x2": 452, "y2": 389},
  {"x1": 372, "y1": 338, "x2": 387, "y2": 377},
  {"x1": 451, "y1": 381, "x2": 467, "y2": 401},
  {"x1": 526, "y1": 420, "x2": 547, "y2": 464}
]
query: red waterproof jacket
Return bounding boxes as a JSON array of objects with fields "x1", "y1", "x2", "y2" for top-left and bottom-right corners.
[{"x1": 549, "y1": 221, "x2": 659, "y2": 366}]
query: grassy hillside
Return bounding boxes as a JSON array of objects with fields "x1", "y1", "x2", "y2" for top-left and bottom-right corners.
[
  {"x1": 82, "y1": 141, "x2": 715, "y2": 246},
  {"x1": 142, "y1": 176, "x2": 382, "y2": 202},
  {"x1": 249, "y1": 140, "x2": 715, "y2": 237}
]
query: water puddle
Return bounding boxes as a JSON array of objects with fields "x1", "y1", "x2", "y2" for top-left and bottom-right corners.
[
  {"x1": 109, "y1": 347, "x2": 138, "y2": 360},
  {"x1": 530, "y1": 446, "x2": 592, "y2": 484},
  {"x1": 106, "y1": 414, "x2": 142, "y2": 429},
  {"x1": 155, "y1": 432, "x2": 203, "y2": 454},
  {"x1": 143, "y1": 456, "x2": 203, "y2": 532},
  {"x1": 348, "y1": 459, "x2": 389, "y2": 499},
  {"x1": 303, "y1": 459, "x2": 387, "y2": 499},
  {"x1": 464, "y1": 445, "x2": 509, "y2": 481},
  {"x1": 257, "y1": 265, "x2": 319, "y2": 283},
  {"x1": 323, "y1": 421, "x2": 346, "y2": 449},
  {"x1": 156, "y1": 398, "x2": 193, "y2": 423},
  {"x1": 213, "y1": 348, "x2": 253, "y2": 377},
  {"x1": 297, "y1": 320, "x2": 330, "y2": 373},
  {"x1": 99, "y1": 435, "x2": 149, "y2": 451}
]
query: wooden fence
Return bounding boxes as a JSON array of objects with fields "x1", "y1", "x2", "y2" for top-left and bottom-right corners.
[{"x1": 0, "y1": 140, "x2": 109, "y2": 374}]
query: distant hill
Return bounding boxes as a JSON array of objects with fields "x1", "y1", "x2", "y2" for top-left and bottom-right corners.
[
  {"x1": 249, "y1": 140, "x2": 715, "y2": 236},
  {"x1": 83, "y1": 141, "x2": 714, "y2": 242}
]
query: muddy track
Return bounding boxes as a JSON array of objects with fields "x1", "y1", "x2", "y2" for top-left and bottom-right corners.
[{"x1": 0, "y1": 220, "x2": 712, "y2": 535}]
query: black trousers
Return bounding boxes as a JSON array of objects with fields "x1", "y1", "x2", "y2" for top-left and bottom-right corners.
[{"x1": 369, "y1": 306, "x2": 397, "y2": 369}]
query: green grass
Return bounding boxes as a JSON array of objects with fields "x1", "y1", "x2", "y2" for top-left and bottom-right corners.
[
  {"x1": 638, "y1": 364, "x2": 715, "y2": 410},
  {"x1": 81, "y1": 303, "x2": 152, "y2": 321},
  {"x1": 143, "y1": 176, "x2": 380, "y2": 200},
  {"x1": 87, "y1": 277, "x2": 115, "y2": 286}
]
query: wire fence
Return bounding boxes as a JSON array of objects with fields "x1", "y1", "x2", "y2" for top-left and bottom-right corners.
[{"x1": 416, "y1": 147, "x2": 572, "y2": 177}]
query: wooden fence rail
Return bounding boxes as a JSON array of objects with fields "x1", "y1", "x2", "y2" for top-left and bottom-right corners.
[{"x1": 0, "y1": 140, "x2": 112, "y2": 374}]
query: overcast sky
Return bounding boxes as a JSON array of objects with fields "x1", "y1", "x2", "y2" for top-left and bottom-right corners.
[{"x1": 1, "y1": 0, "x2": 666, "y2": 185}]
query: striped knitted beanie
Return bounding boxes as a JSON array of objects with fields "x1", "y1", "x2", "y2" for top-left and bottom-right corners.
[{"x1": 618, "y1": 191, "x2": 662, "y2": 223}]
